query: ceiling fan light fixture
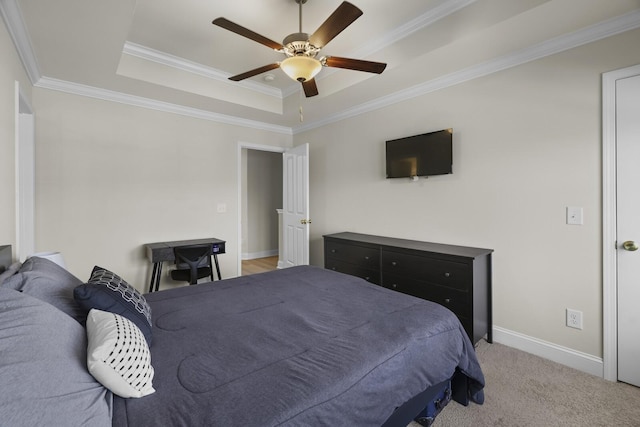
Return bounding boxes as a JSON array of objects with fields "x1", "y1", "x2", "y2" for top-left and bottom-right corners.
[{"x1": 280, "y1": 56, "x2": 322, "y2": 82}]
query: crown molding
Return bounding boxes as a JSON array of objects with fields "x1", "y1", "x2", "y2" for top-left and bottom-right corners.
[
  {"x1": 122, "y1": 41, "x2": 283, "y2": 99},
  {"x1": 292, "y1": 9, "x2": 640, "y2": 134},
  {"x1": 3, "y1": 0, "x2": 639, "y2": 136},
  {"x1": 0, "y1": 0, "x2": 40, "y2": 84},
  {"x1": 351, "y1": 0, "x2": 476, "y2": 60},
  {"x1": 34, "y1": 76, "x2": 292, "y2": 135}
]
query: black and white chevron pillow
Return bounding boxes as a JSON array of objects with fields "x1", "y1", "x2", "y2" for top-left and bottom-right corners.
[{"x1": 74, "y1": 266, "x2": 153, "y2": 344}]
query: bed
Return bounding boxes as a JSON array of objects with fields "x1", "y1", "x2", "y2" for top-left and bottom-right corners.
[{"x1": 0, "y1": 254, "x2": 484, "y2": 427}]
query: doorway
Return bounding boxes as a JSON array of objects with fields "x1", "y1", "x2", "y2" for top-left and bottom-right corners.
[
  {"x1": 238, "y1": 143, "x2": 284, "y2": 276},
  {"x1": 602, "y1": 63, "x2": 640, "y2": 383}
]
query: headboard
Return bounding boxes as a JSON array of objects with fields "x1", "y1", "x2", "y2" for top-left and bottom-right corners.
[{"x1": 0, "y1": 245, "x2": 12, "y2": 273}]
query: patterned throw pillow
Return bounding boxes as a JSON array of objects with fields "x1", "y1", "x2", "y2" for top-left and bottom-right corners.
[
  {"x1": 86, "y1": 309, "x2": 155, "y2": 398},
  {"x1": 74, "y1": 266, "x2": 152, "y2": 344}
]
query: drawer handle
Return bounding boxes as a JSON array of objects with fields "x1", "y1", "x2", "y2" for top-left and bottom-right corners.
[
  {"x1": 364, "y1": 256, "x2": 369, "y2": 260},
  {"x1": 331, "y1": 267, "x2": 336, "y2": 271},
  {"x1": 444, "y1": 298, "x2": 451, "y2": 304},
  {"x1": 331, "y1": 249, "x2": 336, "y2": 253},
  {"x1": 444, "y1": 272, "x2": 451, "y2": 278},
  {"x1": 392, "y1": 284, "x2": 397, "y2": 289},
  {"x1": 391, "y1": 261, "x2": 397, "y2": 267},
  {"x1": 365, "y1": 276, "x2": 370, "y2": 281}
]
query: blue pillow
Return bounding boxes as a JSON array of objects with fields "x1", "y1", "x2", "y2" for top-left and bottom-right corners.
[
  {"x1": 0, "y1": 287, "x2": 112, "y2": 426},
  {"x1": 74, "y1": 266, "x2": 152, "y2": 344},
  {"x1": 2, "y1": 257, "x2": 86, "y2": 323}
]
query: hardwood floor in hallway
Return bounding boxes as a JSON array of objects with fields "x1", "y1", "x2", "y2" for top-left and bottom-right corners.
[{"x1": 241, "y1": 256, "x2": 279, "y2": 276}]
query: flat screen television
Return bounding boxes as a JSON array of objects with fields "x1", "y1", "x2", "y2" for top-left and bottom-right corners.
[{"x1": 385, "y1": 128, "x2": 452, "y2": 178}]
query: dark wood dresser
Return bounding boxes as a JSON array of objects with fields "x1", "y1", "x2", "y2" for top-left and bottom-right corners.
[{"x1": 324, "y1": 232, "x2": 493, "y2": 344}]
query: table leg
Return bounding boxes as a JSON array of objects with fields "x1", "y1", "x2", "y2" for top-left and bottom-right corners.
[
  {"x1": 149, "y1": 263, "x2": 160, "y2": 293},
  {"x1": 213, "y1": 254, "x2": 221, "y2": 280},
  {"x1": 154, "y1": 262, "x2": 163, "y2": 292}
]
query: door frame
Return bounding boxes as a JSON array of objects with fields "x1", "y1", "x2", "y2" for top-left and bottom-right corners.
[
  {"x1": 602, "y1": 63, "x2": 640, "y2": 381},
  {"x1": 236, "y1": 142, "x2": 286, "y2": 276},
  {"x1": 15, "y1": 81, "x2": 35, "y2": 261}
]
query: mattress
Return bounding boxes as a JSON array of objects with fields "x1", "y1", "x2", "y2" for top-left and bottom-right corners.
[{"x1": 112, "y1": 265, "x2": 484, "y2": 426}]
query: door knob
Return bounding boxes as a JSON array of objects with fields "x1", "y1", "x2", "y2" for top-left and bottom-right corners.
[
  {"x1": 622, "y1": 240, "x2": 638, "y2": 251},
  {"x1": 300, "y1": 219, "x2": 311, "y2": 225}
]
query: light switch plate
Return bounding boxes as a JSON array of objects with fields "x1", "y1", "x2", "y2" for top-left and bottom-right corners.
[{"x1": 566, "y1": 206, "x2": 583, "y2": 225}]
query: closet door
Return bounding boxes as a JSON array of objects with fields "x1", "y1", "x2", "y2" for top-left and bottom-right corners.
[{"x1": 616, "y1": 73, "x2": 640, "y2": 387}]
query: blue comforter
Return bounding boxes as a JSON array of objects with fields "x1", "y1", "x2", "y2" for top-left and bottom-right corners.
[{"x1": 113, "y1": 265, "x2": 484, "y2": 426}]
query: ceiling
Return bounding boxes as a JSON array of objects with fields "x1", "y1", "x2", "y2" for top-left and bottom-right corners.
[{"x1": 5, "y1": 0, "x2": 640, "y2": 132}]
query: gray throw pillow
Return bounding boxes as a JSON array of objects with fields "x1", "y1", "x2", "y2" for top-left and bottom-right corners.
[
  {"x1": 0, "y1": 287, "x2": 112, "y2": 426},
  {"x1": 0, "y1": 261, "x2": 21, "y2": 285},
  {"x1": 2, "y1": 256, "x2": 86, "y2": 323}
]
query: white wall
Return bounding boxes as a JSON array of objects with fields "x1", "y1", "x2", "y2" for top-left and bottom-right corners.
[
  {"x1": 0, "y1": 17, "x2": 31, "y2": 258},
  {"x1": 32, "y1": 88, "x2": 292, "y2": 291},
  {"x1": 299, "y1": 28, "x2": 640, "y2": 359}
]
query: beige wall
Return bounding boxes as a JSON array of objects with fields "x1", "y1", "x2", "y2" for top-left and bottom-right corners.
[
  {"x1": 33, "y1": 88, "x2": 292, "y2": 291},
  {"x1": 299, "y1": 28, "x2": 640, "y2": 358},
  {"x1": 0, "y1": 18, "x2": 31, "y2": 258}
]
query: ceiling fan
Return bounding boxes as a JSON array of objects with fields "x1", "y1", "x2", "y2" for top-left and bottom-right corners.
[{"x1": 212, "y1": 0, "x2": 387, "y2": 97}]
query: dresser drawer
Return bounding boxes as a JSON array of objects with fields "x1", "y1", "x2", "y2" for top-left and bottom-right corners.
[
  {"x1": 382, "y1": 250, "x2": 471, "y2": 291},
  {"x1": 325, "y1": 259, "x2": 380, "y2": 285},
  {"x1": 383, "y1": 274, "x2": 470, "y2": 318},
  {"x1": 325, "y1": 240, "x2": 379, "y2": 268}
]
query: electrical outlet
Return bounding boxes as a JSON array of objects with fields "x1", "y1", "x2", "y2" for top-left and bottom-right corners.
[{"x1": 566, "y1": 309, "x2": 583, "y2": 330}]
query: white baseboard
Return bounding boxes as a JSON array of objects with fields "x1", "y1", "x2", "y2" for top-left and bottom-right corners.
[
  {"x1": 241, "y1": 249, "x2": 278, "y2": 260},
  {"x1": 493, "y1": 326, "x2": 604, "y2": 378}
]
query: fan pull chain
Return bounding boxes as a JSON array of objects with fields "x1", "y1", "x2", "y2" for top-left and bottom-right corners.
[{"x1": 299, "y1": 85, "x2": 304, "y2": 122}]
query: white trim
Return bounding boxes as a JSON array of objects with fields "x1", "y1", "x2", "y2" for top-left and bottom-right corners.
[
  {"x1": 14, "y1": 81, "x2": 35, "y2": 262},
  {"x1": 292, "y1": 9, "x2": 640, "y2": 134},
  {"x1": 4, "y1": 0, "x2": 639, "y2": 137},
  {"x1": 236, "y1": 142, "x2": 288, "y2": 277},
  {"x1": 122, "y1": 42, "x2": 283, "y2": 99},
  {"x1": 493, "y1": 326, "x2": 603, "y2": 377},
  {"x1": 0, "y1": 0, "x2": 40, "y2": 83},
  {"x1": 34, "y1": 76, "x2": 292, "y2": 135},
  {"x1": 357, "y1": 0, "x2": 476, "y2": 58},
  {"x1": 601, "y1": 63, "x2": 640, "y2": 382}
]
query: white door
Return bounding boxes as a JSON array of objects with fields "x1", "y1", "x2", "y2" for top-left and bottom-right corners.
[
  {"x1": 617, "y1": 73, "x2": 640, "y2": 387},
  {"x1": 282, "y1": 144, "x2": 309, "y2": 267}
]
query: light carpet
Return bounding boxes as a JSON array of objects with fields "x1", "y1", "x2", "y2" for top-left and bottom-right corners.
[{"x1": 409, "y1": 340, "x2": 640, "y2": 427}]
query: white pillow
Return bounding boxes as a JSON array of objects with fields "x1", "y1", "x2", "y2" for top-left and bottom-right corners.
[{"x1": 86, "y1": 309, "x2": 155, "y2": 398}]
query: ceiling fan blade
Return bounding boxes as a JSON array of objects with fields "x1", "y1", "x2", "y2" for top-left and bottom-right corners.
[
  {"x1": 229, "y1": 63, "x2": 281, "y2": 81},
  {"x1": 324, "y1": 56, "x2": 387, "y2": 74},
  {"x1": 308, "y1": 2, "x2": 362, "y2": 48},
  {"x1": 302, "y1": 79, "x2": 319, "y2": 97},
  {"x1": 212, "y1": 18, "x2": 284, "y2": 51}
]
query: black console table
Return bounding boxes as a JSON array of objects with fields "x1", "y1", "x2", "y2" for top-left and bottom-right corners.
[
  {"x1": 324, "y1": 232, "x2": 493, "y2": 344},
  {"x1": 145, "y1": 238, "x2": 226, "y2": 292}
]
